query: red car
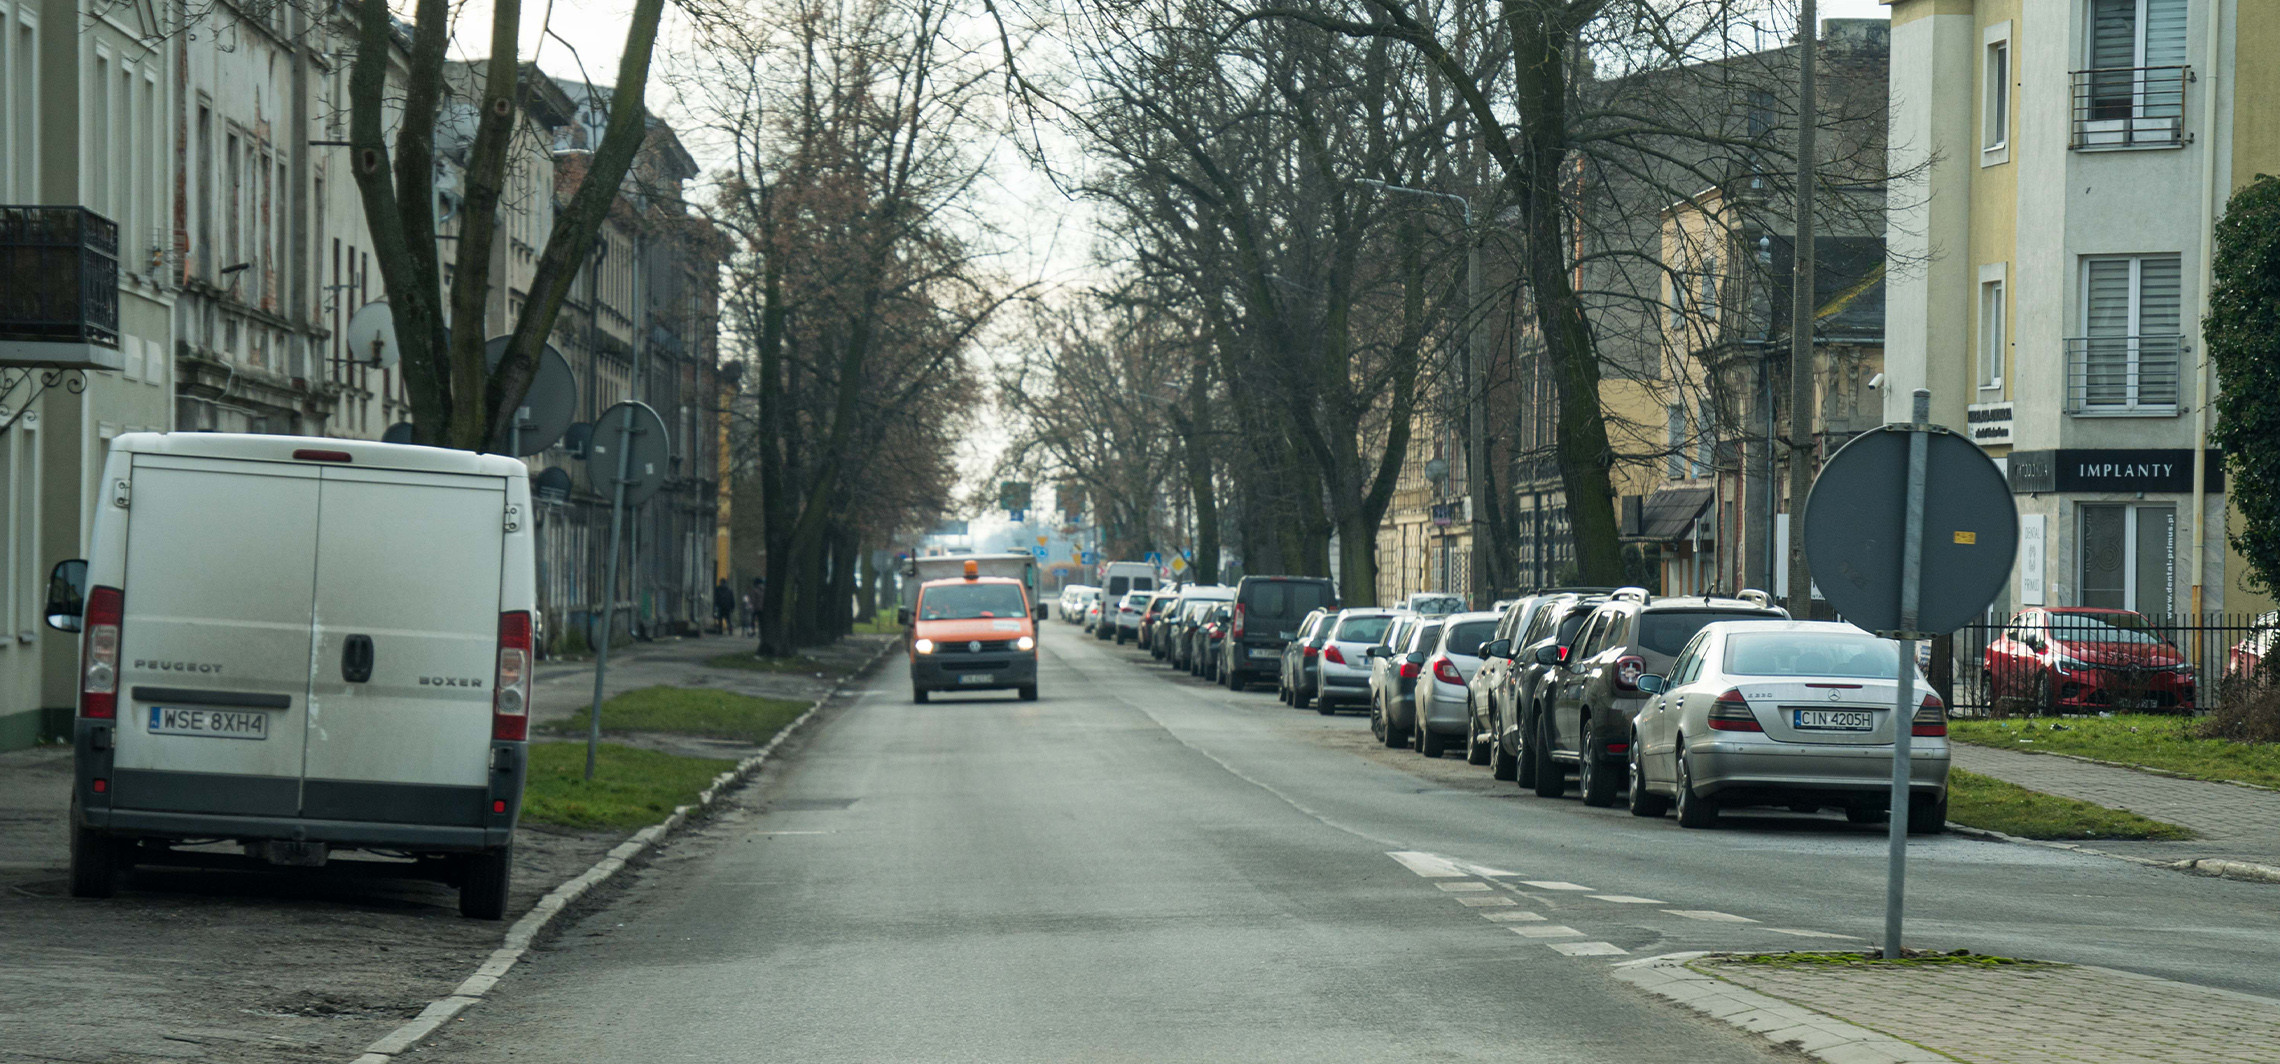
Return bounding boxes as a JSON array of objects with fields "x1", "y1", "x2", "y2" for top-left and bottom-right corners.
[
  {"x1": 2228, "y1": 611, "x2": 2277, "y2": 682},
  {"x1": 1983, "y1": 607, "x2": 2195, "y2": 714}
]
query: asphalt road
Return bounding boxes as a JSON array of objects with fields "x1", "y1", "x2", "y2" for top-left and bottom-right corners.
[{"x1": 410, "y1": 628, "x2": 2280, "y2": 1062}]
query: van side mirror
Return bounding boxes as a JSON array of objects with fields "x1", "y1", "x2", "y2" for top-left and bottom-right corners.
[
  {"x1": 44, "y1": 560, "x2": 87, "y2": 633},
  {"x1": 1482, "y1": 639, "x2": 1512, "y2": 659},
  {"x1": 896, "y1": 606, "x2": 912, "y2": 627},
  {"x1": 1637, "y1": 674, "x2": 1666, "y2": 695}
]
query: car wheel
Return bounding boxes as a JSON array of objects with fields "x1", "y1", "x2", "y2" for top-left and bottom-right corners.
[
  {"x1": 460, "y1": 845, "x2": 514, "y2": 920},
  {"x1": 1674, "y1": 744, "x2": 1718, "y2": 829},
  {"x1": 1530, "y1": 709, "x2": 1564, "y2": 798},
  {"x1": 1316, "y1": 692, "x2": 1336, "y2": 716},
  {"x1": 1419, "y1": 721, "x2": 1447, "y2": 759},
  {"x1": 1907, "y1": 792, "x2": 1948, "y2": 834},
  {"x1": 1489, "y1": 716, "x2": 1518, "y2": 781},
  {"x1": 1466, "y1": 701, "x2": 1492, "y2": 766},
  {"x1": 1226, "y1": 665, "x2": 1243, "y2": 691},
  {"x1": 1627, "y1": 733, "x2": 1670, "y2": 817},
  {"x1": 67, "y1": 799, "x2": 121, "y2": 900},
  {"x1": 1514, "y1": 706, "x2": 1538, "y2": 788},
  {"x1": 913, "y1": 687, "x2": 930, "y2": 704},
  {"x1": 2033, "y1": 673, "x2": 2059, "y2": 717},
  {"x1": 1579, "y1": 722, "x2": 1617, "y2": 807},
  {"x1": 1018, "y1": 685, "x2": 1038, "y2": 702}
]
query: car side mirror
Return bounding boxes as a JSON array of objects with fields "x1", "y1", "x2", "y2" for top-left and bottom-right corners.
[
  {"x1": 1034, "y1": 604, "x2": 1047, "y2": 621},
  {"x1": 1535, "y1": 645, "x2": 1563, "y2": 666},
  {"x1": 44, "y1": 559, "x2": 87, "y2": 633},
  {"x1": 896, "y1": 606, "x2": 912, "y2": 627},
  {"x1": 1367, "y1": 645, "x2": 1391, "y2": 658},
  {"x1": 1637, "y1": 674, "x2": 1666, "y2": 695},
  {"x1": 1482, "y1": 639, "x2": 1512, "y2": 659}
]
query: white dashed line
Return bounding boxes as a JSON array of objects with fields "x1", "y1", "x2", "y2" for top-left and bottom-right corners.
[
  {"x1": 1768, "y1": 928, "x2": 1861, "y2": 939},
  {"x1": 1663, "y1": 910, "x2": 1757, "y2": 923},
  {"x1": 1509, "y1": 924, "x2": 1584, "y2": 939},
  {"x1": 1586, "y1": 895, "x2": 1664, "y2": 904},
  {"x1": 1454, "y1": 895, "x2": 1517, "y2": 907},
  {"x1": 1480, "y1": 910, "x2": 1547, "y2": 923},
  {"x1": 1387, "y1": 851, "x2": 1468, "y2": 877},
  {"x1": 1519, "y1": 880, "x2": 1594, "y2": 891},
  {"x1": 1546, "y1": 941, "x2": 1629, "y2": 957},
  {"x1": 1436, "y1": 881, "x2": 1491, "y2": 892},
  {"x1": 1452, "y1": 861, "x2": 1523, "y2": 878}
]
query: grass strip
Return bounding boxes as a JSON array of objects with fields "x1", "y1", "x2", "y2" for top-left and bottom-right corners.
[
  {"x1": 853, "y1": 608, "x2": 903, "y2": 636},
  {"x1": 521, "y1": 742, "x2": 737, "y2": 830},
  {"x1": 1950, "y1": 714, "x2": 2280, "y2": 790},
  {"x1": 545, "y1": 685, "x2": 810, "y2": 744},
  {"x1": 704, "y1": 652, "x2": 847, "y2": 676},
  {"x1": 1946, "y1": 768, "x2": 2196, "y2": 840}
]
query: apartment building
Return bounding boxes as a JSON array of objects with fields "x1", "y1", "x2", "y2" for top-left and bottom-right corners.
[{"x1": 1884, "y1": 0, "x2": 2278, "y2": 618}]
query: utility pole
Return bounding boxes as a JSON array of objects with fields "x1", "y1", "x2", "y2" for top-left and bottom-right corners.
[{"x1": 1785, "y1": 2, "x2": 1819, "y2": 619}]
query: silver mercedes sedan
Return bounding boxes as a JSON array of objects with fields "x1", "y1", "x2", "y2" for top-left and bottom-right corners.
[{"x1": 1629, "y1": 620, "x2": 1950, "y2": 832}]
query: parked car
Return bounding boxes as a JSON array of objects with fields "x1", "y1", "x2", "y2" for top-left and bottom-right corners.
[
  {"x1": 1195, "y1": 605, "x2": 1233, "y2": 681},
  {"x1": 1059, "y1": 585, "x2": 1097, "y2": 624},
  {"x1": 2229, "y1": 611, "x2": 2278, "y2": 682},
  {"x1": 1536, "y1": 589, "x2": 1787, "y2": 805},
  {"x1": 1313, "y1": 609, "x2": 1400, "y2": 713},
  {"x1": 1084, "y1": 596, "x2": 1106, "y2": 635},
  {"x1": 1632, "y1": 620, "x2": 1949, "y2": 831},
  {"x1": 1220, "y1": 576, "x2": 1339, "y2": 692},
  {"x1": 1279, "y1": 609, "x2": 1339, "y2": 707},
  {"x1": 1401, "y1": 591, "x2": 1466, "y2": 616},
  {"x1": 1491, "y1": 593, "x2": 1609, "y2": 789},
  {"x1": 47, "y1": 433, "x2": 536, "y2": 917},
  {"x1": 1468, "y1": 595, "x2": 1563, "y2": 779},
  {"x1": 1113, "y1": 591, "x2": 1153, "y2": 644},
  {"x1": 1138, "y1": 591, "x2": 1182, "y2": 652},
  {"x1": 910, "y1": 570, "x2": 1041, "y2": 704},
  {"x1": 1168, "y1": 588, "x2": 1233, "y2": 671},
  {"x1": 1412, "y1": 611, "x2": 1502, "y2": 759},
  {"x1": 1368, "y1": 616, "x2": 1441, "y2": 748},
  {"x1": 1982, "y1": 607, "x2": 2196, "y2": 714}
]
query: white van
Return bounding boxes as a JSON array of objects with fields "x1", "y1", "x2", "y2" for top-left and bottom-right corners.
[{"x1": 45, "y1": 433, "x2": 536, "y2": 918}]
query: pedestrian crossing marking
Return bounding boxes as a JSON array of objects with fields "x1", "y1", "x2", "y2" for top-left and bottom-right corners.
[
  {"x1": 1587, "y1": 895, "x2": 1664, "y2": 904},
  {"x1": 1520, "y1": 880, "x2": 1593, "y2": 891},
  {"x1": 1510, "y1": 924, "x2": 1584, "y2": 939},
  {"x1": 1480, "y1": 910, "x2": 1547, "y2": 922},
  {"x1": 1547, "y1": 941, "x2": 1629, "y2": 957},
  {"x1": 1436, "y1": 881, "x2": 1491, "y2": 892},
  {"x1": 1387, "y1": 851, "x2": 1466, "y2": 877},
  {"x1": 1768, "y1": 928, "x2": 1859, "y2": 939},
  {"x1": 1453, "y1": 895, "x2": 1517, "y2": 907},
  {"x1": 1663, "y1": 910, "x2": 1757, "y2": 923}
]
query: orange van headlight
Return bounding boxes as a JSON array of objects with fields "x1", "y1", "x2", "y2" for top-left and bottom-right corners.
[
  {"x1": 914, "y1": 638, "x2": 936, "y2": 655},
  {"x1": 1016, "y1": 636, "x2": 1035, "y2": 651}
]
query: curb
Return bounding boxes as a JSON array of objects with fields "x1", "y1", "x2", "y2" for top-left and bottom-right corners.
[
  {"x1": 1612, "y1": 953, "x2": 1955, "y2": 1064},
  {"x1": 348, "y1": 639, "x2": 896, "y2": 1062},
  {"x1": 1943, "y1": 822, "x2": 2280, "y2": 885}
]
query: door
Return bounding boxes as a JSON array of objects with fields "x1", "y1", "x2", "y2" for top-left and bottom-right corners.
[
  {"x1": 111, "y1": 456, "x2": 321, "y2": 818},
  {"x1": 300, "y1": 467, "x2": 504, "y2": 824},
  {"x1": 2079, "y1": 504, "x2": 2175, "y2": 613}
]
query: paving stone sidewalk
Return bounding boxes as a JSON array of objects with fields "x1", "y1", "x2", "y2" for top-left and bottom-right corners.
[
  {"x1": 1952, "y1": 744, "x2": 2280, "y2": 870},
  {"x1": 1621, "y1": 954, "x2": 2280, "y2": 1064}
]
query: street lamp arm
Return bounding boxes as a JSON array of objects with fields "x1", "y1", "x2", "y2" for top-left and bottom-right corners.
[{"x1": 1355, "y1": 178, "x2": 1472, "y2": 224}]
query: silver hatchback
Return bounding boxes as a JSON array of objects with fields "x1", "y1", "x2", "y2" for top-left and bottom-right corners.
[{"x1": 1313, "y1": 609, "x2": 1399, "y2": 713}]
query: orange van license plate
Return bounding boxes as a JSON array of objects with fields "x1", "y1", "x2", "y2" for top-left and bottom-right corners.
[{"x1": 147, "y1": 706, "x2": 270, "y2": 740}]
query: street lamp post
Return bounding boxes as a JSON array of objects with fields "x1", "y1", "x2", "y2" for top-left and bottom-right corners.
[{"x1": 1359, "y1": 179, "x2": 1489, "y2": 609}]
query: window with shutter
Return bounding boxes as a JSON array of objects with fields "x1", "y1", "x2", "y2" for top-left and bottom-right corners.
[
  {"x1": 2076, "y1": 255, "x2": 2182, "y2": 412},
  {"x1": 2080, "y1": 0, "x2": 2187, "y2": 144}
]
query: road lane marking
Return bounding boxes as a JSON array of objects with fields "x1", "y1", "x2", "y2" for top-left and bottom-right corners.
[
  {"x1": 1388, "y1": 851, "x2": 1467, "y2": 877},
  {"x1": 1480, "y1": 911, "x2": 1547, "y2": 922},
  {"x1": 1436, "y1": 881, "x2": 1491, "y2": 892},
  {"x1": 1587, "y1": 895, "x2": 1664, "y2": 904},
  {"x1": 1509, "y1": 924, "x2": 1584, "y2": 939},
  {"x1": 1547, "y1": 941, "x2": 1630, "y2": 957},
  {"x1": 1452, "y1": 861, "x2": 1523, "y2": 878},
  {"x1": 1520, "y1": 880, "x2": 1593, "y2": 891},
  {"x1": 1768, "y1": 928, "x2": 1861, "y2": 939},
  {"x1": 1663, "y1": 910, "x2": 1757, "y2": 923},
  {"x1": 1454, "y1": 895, "x2": 1517, "y2": 907}
]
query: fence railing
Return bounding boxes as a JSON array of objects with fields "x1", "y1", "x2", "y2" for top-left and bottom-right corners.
[
  {"x1": 2069, "y1": 65, "x2": 2191, "y2": 149},
  {"x1": 2064, "y1": 335, "x2": 2183, "y2": 415},
  {"x1": 1928, "y1": 610, "x2": 2274, "y2": 718}
]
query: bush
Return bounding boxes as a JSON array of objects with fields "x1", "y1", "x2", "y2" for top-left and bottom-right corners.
[{"x1": 2200, "y1": 673, "x2": 2280, "y2": 745}]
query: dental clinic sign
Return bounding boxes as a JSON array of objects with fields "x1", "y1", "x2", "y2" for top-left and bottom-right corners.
[{"x1": 2006, "y1": 448, "x2": 2225, "y2": 494}]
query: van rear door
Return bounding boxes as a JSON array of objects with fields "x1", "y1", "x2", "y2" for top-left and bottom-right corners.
[
  {"x1": 300, "y1": 467, "x2": 503, "y2": 825},
  {"x1": 111, "y1": 456, "x2": 320, "y2": 818}
]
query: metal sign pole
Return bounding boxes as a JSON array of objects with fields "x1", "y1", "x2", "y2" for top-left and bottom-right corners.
[
  {"x1": 586, "y1": 403, "x2": 640, "y2": 781},
  {"x1": 1884, "y1": 388, "x2": 1931, "y2": 959}
]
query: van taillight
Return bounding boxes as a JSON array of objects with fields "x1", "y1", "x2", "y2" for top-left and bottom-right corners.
[
  {"x1": 1232, "y1": 604, "x2": 1246, "y2": 638},
  {"x1": 493, "y1": 611, "x2": 532, "y2": 740},
  {"x1": 80, "y1": 587, "x2": 123, "y2": 719}
]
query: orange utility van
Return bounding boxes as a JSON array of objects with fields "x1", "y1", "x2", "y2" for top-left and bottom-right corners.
[{"x1": 909, "y1": 561, "x2": 1040, "y2": 703}]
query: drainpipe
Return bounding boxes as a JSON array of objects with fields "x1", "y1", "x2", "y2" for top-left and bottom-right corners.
[{"x1": 2188, "y1": 0, "x2": 2223, "y2": 642}]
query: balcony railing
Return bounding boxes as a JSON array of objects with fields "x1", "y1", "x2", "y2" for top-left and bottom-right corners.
[
  {"x1": 0, "y1": 206, "x2": 119, "y2": 347},
  {"x1": 2064, "y1": 335, "x2": 2182, "y2": 415},
  {"x1": 2070, "y1": 66, "x2": 2191, "y2": 149}
]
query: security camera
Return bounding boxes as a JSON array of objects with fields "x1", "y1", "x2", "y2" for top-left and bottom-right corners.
[{"x1": 1867, "y1": 373, "x2": 1886, "y2": 390}]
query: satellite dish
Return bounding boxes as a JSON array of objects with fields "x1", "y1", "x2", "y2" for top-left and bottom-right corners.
[
  {"x1": 344, "y1": 302, "x2": 400, "y2": 369},
  {"x1": 484, "y1": 337, "x2": 578, "y2": 456},
  {"x1": 381, "y1": 422, "x2": 416, "y2": 444},
  {"x1": 588, "y1": 400, "x2": 670, "y2": 507},
  {"x1": 531, "y1": 465, "x2": 574, "y2": 506},
  {"x1": 562, "y1": 422, "x2": 594, "y2": 460}
]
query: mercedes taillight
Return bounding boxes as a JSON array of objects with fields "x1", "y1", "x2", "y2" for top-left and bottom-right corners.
[
  {"x1": 79, "y1": 587, "x2": 123, "y2": 719},
  {"x1": 1912, "y1": 694, "x2": 1947, "y2": 737},
  {"x1": 1707, "y1": 690, "x2": 1761, "y2": 732},
  {"x1": 493, "y1": 611, "x2": 532, "y2": 741}
]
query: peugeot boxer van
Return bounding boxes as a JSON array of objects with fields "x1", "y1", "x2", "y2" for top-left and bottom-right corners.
[{"x1": 45, "y1": 433, "x2": 536, "y2": 918}]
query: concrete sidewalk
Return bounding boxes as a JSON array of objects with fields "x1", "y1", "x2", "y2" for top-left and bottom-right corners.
[
  {"x1": 1620, "y1": 952, "x2": 2280, "y2": 1064},
  {"x1": 1952, "y1": 744, "x2": 2280, "y2": 874}
]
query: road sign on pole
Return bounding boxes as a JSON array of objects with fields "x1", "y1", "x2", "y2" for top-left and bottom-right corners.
[{"x1": 1802, "y1": 389, "x2": 2016, "y2": 959}]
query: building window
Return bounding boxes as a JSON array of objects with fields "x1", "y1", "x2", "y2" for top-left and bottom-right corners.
[
  {"x1": 1978, "y1": 278, "x2": 2005, "y2": 389},
  {"x1": 1666, "y1": 405, "x2": 1685, "y2": 479},
  {"x1": 1983, "y1": 38, "x2": 2010, "y2": 152},
  {"x1": 2078, "y1": 503, "x2": 2174, "y2": 614},
  {"x1": 2069, "y1": 254, "x2": 2181, "y2": 413},
  {"x1": 2072, "y1": 0, "x2": 2188, "y2": 149}
]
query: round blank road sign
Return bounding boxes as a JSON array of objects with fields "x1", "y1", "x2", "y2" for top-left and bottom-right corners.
[
  {"x1": 588, "y1": 400, "x2": 670, "y2": 507},
  {"x1": 484, "y1": 337, "x2": 578, "y2": 456},
  {"x1": 1801, "y1": 426, "x2": 2018, "y2": 636}
]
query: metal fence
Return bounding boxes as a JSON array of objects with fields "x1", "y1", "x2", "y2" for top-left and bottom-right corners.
[{"x1": 1928, "y1": 610, "x2": 2274, "y2": 718}]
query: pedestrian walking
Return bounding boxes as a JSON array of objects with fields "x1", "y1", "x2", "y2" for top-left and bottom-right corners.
[{"x1": 713, "y1": 579, "x2": 735, "y2": 635}]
